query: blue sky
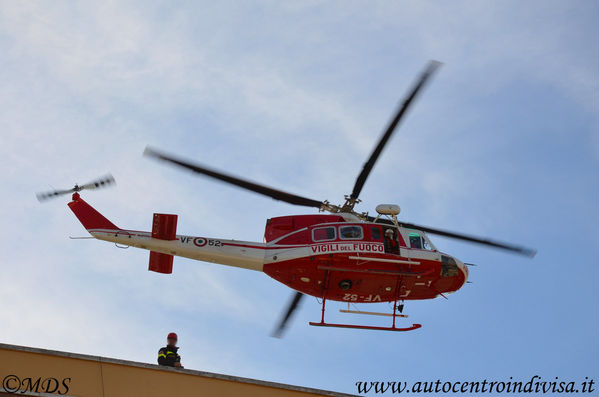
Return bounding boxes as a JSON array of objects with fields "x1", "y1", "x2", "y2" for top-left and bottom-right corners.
[{"x1": 0, "y1": 1, "x2": 597, "y2": 395}]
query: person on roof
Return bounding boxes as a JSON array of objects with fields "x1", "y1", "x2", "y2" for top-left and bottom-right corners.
[{"x1": 158, "y1": 332, "x2": 183, "y2": 368}]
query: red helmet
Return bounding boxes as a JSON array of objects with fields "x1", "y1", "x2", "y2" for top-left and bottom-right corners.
[{"x1": 167, "y1": 332, "x2": 178, "y2": 340}]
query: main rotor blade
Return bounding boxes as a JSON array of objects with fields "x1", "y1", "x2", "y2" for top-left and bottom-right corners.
[
  {"x1": 402, "y1": 221, "x2": 536, "y2": 257},
  {"x1": 368, "y1": 216, "x2": 536, "y2": 257},
  {"x1": 272, "y1": 291, "x2": 304, "y2": 338},
  {"x1": 144, "y1": 147, "x2": 324, "y2": 208},
  {"x1": 350, "y1": 61, "x2": 441, "y2": 200}
]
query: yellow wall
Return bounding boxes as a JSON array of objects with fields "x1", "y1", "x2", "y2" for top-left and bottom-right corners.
[{"x1": 0, "y1": 344, "x2": 353, "y2": 397}]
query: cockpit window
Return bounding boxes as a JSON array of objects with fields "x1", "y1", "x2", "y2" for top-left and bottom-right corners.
[
  {"x1": 409, "y1": 232, "x2": 434, "y2": 250},
  {"x1": 312, "y1": 226, "x2": 336, "y2": 242},
  {"x1": 371, "y1": 227, "x2": 382, "y2": 240},
  {"x1": 339, "y1": 225, "x2": 363, "y2": 240},
  {"x1": 409, "y1": 232, "x2": 422, "y2": 249}
]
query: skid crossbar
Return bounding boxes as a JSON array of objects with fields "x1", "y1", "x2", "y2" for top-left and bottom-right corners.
[{"x1": 310, "y1": 267, "x2": 421, "y2": 332}]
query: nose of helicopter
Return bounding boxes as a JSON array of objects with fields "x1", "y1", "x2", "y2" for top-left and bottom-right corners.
[{"x1": 455, "y1": 258, "x2": 469, "y2": 284}]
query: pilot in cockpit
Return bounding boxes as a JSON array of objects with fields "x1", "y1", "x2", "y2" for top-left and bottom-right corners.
[{"x1": 409, "y1": 233, "x2": 422, "y2": 249}]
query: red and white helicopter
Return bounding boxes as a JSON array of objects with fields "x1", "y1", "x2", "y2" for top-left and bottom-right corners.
[{"x1": 38, "y1": 61, "x2": 535, "y2": 336}]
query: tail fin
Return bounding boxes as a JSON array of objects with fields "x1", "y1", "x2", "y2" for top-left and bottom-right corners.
[
  {"x1": 68, "y1": 193, "x2": 119, "y2": 231},
  {"x1": 148, "y1": 213, "x2": 178, "y2": 274},
  {"x1": 149, "y1": 251, "x2": 174, "y2": 274}
]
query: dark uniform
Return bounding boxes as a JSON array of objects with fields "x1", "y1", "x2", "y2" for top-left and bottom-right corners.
[
  {"x1": 385, "y1": 233, "x2": 399, "y2": 255},
  {"x1": 157, "y1": 345, "x2": 181, "y2": 367}
]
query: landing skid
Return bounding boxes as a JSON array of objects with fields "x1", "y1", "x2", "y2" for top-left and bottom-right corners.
[
  {"x1": 339, "y1": 308, "x2": 408, "y2": 318},
  {"x1": 310, "y1": 269, "x2": 422, "y2": 332},
  {"x1": 309, "y1": 321, "x2": 421, "y2": 332}
]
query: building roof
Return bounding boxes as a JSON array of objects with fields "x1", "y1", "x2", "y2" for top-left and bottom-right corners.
[{"x1": 0, "y1": 343, "x2": 356, "y2": 397}]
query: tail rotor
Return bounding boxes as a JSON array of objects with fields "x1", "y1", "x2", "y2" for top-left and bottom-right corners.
[{"x1": 36, "y1": 174, "x2": 116, "y2": 202}]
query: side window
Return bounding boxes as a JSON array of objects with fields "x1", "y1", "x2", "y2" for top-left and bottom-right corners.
[
  {"x1": 339, "y1": 225, "x2": 363, "y2": 240},
  {"x1": 371, "y1": 227, "x2": 382, "y2": 241},
  {"x1": 409, "y1": 232, "x2": 422, "y2": 249},
  {"x1": 312, "y1": 226, "x2": 336, "y2": 242}
]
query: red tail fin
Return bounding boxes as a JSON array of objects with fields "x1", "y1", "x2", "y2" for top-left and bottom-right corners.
[
  {"x1": 148, "y1": 213, "x2": 178, "y2": 274},
  {"x1": 149, "y1": 251, "x2": 174, "y2": 274},
  {"x1": 68, "y1": 193, "x2": 119, "y2": 230}
]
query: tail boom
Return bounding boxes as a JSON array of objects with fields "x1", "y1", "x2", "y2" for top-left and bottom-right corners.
[
  {"x1": 88, "y1": 229, "x2": 265, "y2": 272},
  {"x1": 68, "y1": 194, "x2": 265, "y2": 272}
]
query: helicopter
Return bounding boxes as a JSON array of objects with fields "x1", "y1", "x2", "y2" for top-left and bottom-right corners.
[{"x1": 37, "y1": 61, "x2": 535, "y2": 337}]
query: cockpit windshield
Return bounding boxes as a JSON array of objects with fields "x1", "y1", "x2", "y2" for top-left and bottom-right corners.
[{"x1": 422, "y1": 236, "x2": 433, "y2": 250}]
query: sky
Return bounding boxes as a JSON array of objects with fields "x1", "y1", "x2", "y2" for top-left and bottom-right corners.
[{"x1": 0, "y1": 1, "x2": 598, "y2": 395}]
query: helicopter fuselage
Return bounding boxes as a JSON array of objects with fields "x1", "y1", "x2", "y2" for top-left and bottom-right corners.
[{"x1": 70, "y1": 194, "x2": 467, "y2": 303}]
